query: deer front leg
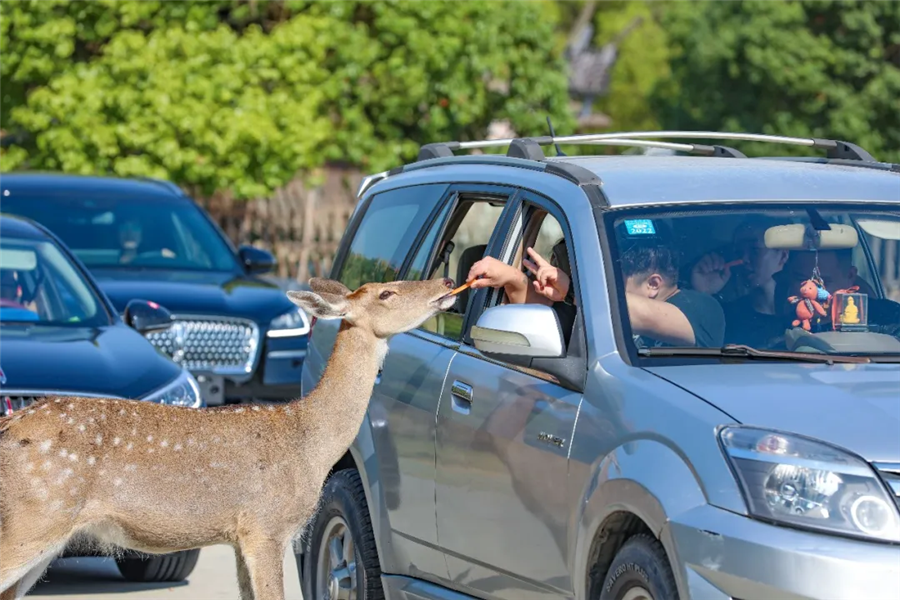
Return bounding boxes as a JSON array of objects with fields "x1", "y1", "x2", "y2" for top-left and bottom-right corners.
[{"x1": 239, "y1": 537, "x2": 287, "y2": 600}]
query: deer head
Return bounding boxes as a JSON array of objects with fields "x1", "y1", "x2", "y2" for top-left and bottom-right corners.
[{"x1": 287, "y1": 277, "x2": 457, "y2": 339}]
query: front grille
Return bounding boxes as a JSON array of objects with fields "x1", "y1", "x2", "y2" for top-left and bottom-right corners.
[
  {"x1": 144, "y1": 315, "x2": 259, "y2": 375},
  {"x1": 873, "y1": 462, "x2": 900, "y2": 510}
]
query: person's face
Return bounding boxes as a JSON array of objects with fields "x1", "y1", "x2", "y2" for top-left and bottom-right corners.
[
  {"x1": 119, "y1": 221, "x2": 142, "y2": 250},
  {"x1": 786, "y1": 251, "x2": 856, "y2": 292},
  {"x1": 734, "y1": 229, "x2": 788, "y2": 288}
]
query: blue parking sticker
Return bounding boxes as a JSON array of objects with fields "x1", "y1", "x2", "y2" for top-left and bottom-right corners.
[{"x1": 624, "y1": 219, "x2": 656, "y2": 236}]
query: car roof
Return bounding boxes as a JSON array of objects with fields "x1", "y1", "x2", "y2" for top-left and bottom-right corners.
[
  {"x1": 0, "y1": 213, "x2": 52, "y2": 240},
  {"x1": 547, "y1": 155, "x2": 900, "y2": 207},
  {"x1": 1, "y1": 172, "x2": 183, "y2": 198}
]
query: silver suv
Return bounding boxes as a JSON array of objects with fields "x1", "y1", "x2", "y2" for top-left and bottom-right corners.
[{"x1": 297, "y1": 131, "x2": 900, "y2": 600}]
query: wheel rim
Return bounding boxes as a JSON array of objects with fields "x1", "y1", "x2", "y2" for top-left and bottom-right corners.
[
  {"x1": 622, "y1": 586, "x2": 654, "y2": 600},
  {"x1": 315, "y1": 516, "x2": 357, "y2": 600}
]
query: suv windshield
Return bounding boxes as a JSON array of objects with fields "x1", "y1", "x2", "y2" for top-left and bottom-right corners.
[
  {"x1": 0, "y1": 234, "x2": 109, "y2": 327},
  {"x1": 604, "y1": 204, "x2": 900, "y2": 357},
  {"x1": 3, "y1": 194, "x2": 238, "y2": 272}
]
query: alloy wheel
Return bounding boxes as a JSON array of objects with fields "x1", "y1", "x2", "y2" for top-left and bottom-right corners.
[{"x1": 315, "y1": 516, "x2": 357, "y2": 600}]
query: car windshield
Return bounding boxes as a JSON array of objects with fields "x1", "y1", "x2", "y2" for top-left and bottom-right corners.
[
  {"x1": 605, "y1": 204, "x2": 900, "y2": 358},
  {"x1": 0, "y1": 234, "x2": 109, "y2": 327},
  {"x1": 2, "y1": 194, "x2": 238, "y2": 272}
]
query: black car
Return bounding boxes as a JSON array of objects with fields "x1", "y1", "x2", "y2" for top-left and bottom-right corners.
[
  {"x1": 0, "y1": 213, "x2": 202, "y2": 582},
  {"x1": 1, "y1": 173, "x2": 309, "y2": 406}
]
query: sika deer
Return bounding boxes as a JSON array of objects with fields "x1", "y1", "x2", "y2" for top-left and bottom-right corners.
[{"x1": 0, "y1": 277, "x2": 457, "y2": 600}]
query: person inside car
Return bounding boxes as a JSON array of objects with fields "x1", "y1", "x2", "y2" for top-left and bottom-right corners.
[
  {"x1": 691, "y1": 217, "x2": 790, "y2": 348},
  {"x1": 467, "y1": 233, "x2": 726, "y2": 348},
  {"x1": 0, "y1": 269, "x2": 39, "y2": 320}
]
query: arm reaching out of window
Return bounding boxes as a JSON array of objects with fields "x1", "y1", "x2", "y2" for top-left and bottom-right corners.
[{"x1": 468, "y1": 248, "x2": 570, "y2": 306}]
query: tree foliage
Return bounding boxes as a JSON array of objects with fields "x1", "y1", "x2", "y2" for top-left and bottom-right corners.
[
  {"x1": 1, "y1": 0, "x2": 572, "y2": 198},
  {"x1": 657, "y1": 0, "x2": 900, "y2": 162}
]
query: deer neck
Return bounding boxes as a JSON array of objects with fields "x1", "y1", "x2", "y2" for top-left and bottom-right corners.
[{"x1": 297, "y1": 320, "x2": 385, "y2": 458}]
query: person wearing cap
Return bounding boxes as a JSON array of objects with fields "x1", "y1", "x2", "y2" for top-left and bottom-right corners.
[{"x1": 467, "y1": 232, "x2": 725, "y2": 348}]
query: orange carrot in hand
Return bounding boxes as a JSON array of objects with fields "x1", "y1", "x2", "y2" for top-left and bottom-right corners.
[
  {"x1": 449, "y1": 275, "x2": 484, "y2": 296},
  {"x1": 449, "y1": 281, "x2": 474, "y2": 296}
]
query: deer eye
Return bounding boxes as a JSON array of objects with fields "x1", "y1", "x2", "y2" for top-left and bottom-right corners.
[{"x1": 379, "y1": 290, "x2": 396, "y2": 300}]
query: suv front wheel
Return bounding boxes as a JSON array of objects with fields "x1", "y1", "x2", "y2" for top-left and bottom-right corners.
[
  {"x1": 597, "y1": 534, "x2": 678, "y2": 600},
  {"x1": 302, "y1": 469, "x2": 384, "y2": 600}
]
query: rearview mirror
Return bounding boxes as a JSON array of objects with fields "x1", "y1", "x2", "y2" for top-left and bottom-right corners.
[
  {"x1": 764, "y1": 223, "x2": 859, "y2": 250},
  {"x1": 124, "y1": 299, "x2": 173, "y2": 334},
  {"x1": 471, "y1": 304, "x2": 564, "y2": 358},
  {"x1": 239, "y1": 245, "x2": 277, "y2": 275}
]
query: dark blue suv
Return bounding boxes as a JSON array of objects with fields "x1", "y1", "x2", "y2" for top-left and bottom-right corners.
[{"x1": 2, "y1": 173, "x2": 308, "y2": 406}]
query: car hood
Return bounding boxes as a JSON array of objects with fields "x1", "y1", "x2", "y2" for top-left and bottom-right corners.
[
  {"x1": 91, "y1": 268, "x2": 293, "y2": 324},
  {"x1": 644, "y1": 363, "x2": 900, "y2": 462},
  {"x1": 0, "y1": 325, "x2": 182, "y2": 399}
]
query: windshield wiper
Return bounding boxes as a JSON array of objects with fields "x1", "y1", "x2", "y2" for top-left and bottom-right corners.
[{"x1": 638, "y1": 344, "x2": 871, "y2": 364}]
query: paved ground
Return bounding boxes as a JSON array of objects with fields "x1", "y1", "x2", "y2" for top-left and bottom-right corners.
[{"x1": 27, "y1": 545, "x2": 303, "y2": 600}]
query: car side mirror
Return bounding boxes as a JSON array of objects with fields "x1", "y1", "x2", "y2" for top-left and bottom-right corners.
[
  {"x1": 238, "y1": 245, "x2": 277, "y2": 275},
  {"x1": 124, "y1": 299, "x2": 173, "y2": 334},
  {"x1": 470, "y1": 304, "x2": 565, "y2": 358}
]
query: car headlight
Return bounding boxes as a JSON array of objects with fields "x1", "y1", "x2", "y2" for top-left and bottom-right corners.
[
  {"x1": 720, "y1": 426, "x2": 900, "y2": 542},
  {"x1": 142, "y1": 369, "x2": 203, "y2": 408},
  {"x1": 267, "y1": 307, "x2": 310, "y2": 338}
]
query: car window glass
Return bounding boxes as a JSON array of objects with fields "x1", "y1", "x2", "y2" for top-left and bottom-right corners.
[
  {"x1": 0, "y1": 237, "x2": 106, "y2": 327},
  {"x1": 407, "y1": 199, "x2": 453, "y2": 281},
  {"x1": 339, "y1": 185, "x2": 444, "y2": 291},
  {"x1": 1, "y1": 194, "x2": 237, "y2": 272},
  {"x1": 418, "y1": 198, "x2": 505, "y2": 341}
]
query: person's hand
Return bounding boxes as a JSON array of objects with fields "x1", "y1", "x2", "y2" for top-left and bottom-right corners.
[
  {"x1": 523, "y1": 247, "x2": 570, "y2": 303},
  {"x1": 468, "y1": 256, "x2": 521, "y2": 290},
  {"x1": 691, "y1": 252, "x2": 731, "y2": 295}
]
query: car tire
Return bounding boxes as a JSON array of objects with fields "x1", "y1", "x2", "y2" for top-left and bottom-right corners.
[
  {"x1": 115, "y1": 548, "x2": 200, "y2": 583},
  {"x1": 302, "y1": 469, "x2": 385, "y2": 600},
  {"x1": 597, "y1": 534, "x2": 678, "y2": 600}
]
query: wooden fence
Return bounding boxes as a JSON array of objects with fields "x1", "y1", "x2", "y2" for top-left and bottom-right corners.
[{"x1": 197, "y1": 165, "x2": 363, "y2": 283}]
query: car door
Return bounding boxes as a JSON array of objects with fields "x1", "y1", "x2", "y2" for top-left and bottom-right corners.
[
  {"x1": 434, "y1": 193, "x2": 587, "y2": 600},
  {"x1": 392, "y1": 183, "x2": 522, "y2": 587},
  {"x1": 317, "y1": 182, "x2": 455, "y2": 580}
]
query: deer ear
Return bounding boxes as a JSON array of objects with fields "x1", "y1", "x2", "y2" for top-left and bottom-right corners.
[
  {"x1": 308, "y1": 278, "x2": 351, "y2": 297},
  {"x1": 287, "y1": 291, "x2": 350, "y2": 320}
]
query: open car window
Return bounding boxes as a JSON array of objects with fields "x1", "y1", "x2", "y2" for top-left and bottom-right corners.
[{"x1": 605, "y1": 204, "x2": 900, "y2": 359}]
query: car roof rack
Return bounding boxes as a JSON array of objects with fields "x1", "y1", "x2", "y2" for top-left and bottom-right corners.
[
  {"x1": 417, "y1": 130, "x2": 878, "y2": 163},
  {"x1": 357, "y1": 130, "x2": 886, "y2": 200},
  {"x1": 418, "y1": 136, "x2": 747, "y2": 161}
]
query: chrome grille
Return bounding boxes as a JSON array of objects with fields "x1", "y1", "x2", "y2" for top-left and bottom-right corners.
[
  {"x1": 873, "y1": 462, "x2": 900, "y2": 510},
  {"x1": 144, "y1": 315, "x2": 259, "y2": 375}
]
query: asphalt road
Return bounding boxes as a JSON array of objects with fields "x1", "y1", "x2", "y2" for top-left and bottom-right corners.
[{"x1": 26, "y1": 545, "x2": 304, "y2": 600}]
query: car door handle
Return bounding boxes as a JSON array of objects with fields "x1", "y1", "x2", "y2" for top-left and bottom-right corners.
[{"x1": 450, "y1": 380, "x2": 473, "y2": 414}]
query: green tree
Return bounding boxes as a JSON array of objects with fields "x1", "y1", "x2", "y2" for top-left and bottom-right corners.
[
  {"x1": 656, "y1": 0, "x2": 900, "y2": 163},
  {"x1": 1, "y1": 0, "x2": 573, "y2": 197},
  {"x1": 590, "y1": 1, "x2": 676, "y2": 134}
]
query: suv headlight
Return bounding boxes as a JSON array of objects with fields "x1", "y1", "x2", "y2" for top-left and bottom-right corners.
[
  {"x1": 720, "y1": 426, "x2": 900, "y2": 542},
  {"x1": 267, "y1": 307, "x2": 309, "y2": 338},
  {"x1": 142, "y1": 369, "x2": 203, "y2": 408}
]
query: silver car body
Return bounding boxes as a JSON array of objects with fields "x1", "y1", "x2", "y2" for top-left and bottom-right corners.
[{"x1": 301, "y1": 155, "x2": 900, "y2": 600}]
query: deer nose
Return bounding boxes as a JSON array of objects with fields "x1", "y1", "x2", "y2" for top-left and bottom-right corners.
[{"x1": 442, "y1": 278, "x2": 455, "y2": 289}]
